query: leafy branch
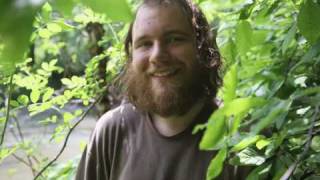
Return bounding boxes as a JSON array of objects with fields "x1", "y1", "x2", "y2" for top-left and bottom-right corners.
[
  {"x1": 280, "y1": 105, "x2": 319, "y2": 180},
  {"x1": 33, "y1": 94, "x2": 103, "y2": 180}
]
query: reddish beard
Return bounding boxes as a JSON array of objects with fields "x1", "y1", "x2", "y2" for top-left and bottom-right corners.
[{"x1": 122, "y1": 62, "x2": 208, "y2": 117}]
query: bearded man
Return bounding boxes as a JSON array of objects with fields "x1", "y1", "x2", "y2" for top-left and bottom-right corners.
[{"x1": 76, "y1": 0, "x2": 248, "y2": 179}]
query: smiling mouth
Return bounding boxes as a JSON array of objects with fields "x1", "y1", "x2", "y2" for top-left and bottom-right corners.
[{"x1": 151, "y1": 68, "x2": 179, "y2": 78}]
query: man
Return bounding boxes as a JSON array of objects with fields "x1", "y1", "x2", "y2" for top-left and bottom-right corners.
[{"x1": 76, "y1": 0, "x2": 247, "y2": 179}]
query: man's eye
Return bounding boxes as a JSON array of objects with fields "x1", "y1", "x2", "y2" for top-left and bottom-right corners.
[
  {"x1": 167, "y1": 36, "x2": 185, "y2": 44},
  {"x1": 137, "y1": 41, "x2": 152, "y2": 49}
]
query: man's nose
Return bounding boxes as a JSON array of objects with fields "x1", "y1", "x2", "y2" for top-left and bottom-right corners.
[{"x1": 149, "y1": 41, "x2": 169, "y2": 64}]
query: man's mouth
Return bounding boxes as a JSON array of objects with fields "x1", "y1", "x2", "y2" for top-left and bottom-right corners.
[{"x1": 151, "y1": 68, "x2": 179, "y2": 78}]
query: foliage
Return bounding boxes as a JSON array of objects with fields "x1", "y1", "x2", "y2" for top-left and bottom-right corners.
[
  {"x1": 0, "y1": 0, "x2": 319, "y2": 179},
  {"x1": 0, "y1": 0, "x2": 131, "y2": 179},
  {"x1": 198, "y1": 0, "x2": 320, "y2": 179}
]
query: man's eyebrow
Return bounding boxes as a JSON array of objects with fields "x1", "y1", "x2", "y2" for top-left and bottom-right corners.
[
  {"x1": 133, "y1": 29, "x2": 193, "y2": 44},
  {"x1": 134, "y1": 35, "x2": 148, "y2": 42},
  {"x1": 164, "y1": 29, "x2": 192, "y2": 36}
]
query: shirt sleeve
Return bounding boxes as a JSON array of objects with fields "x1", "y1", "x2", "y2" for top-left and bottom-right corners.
[{"x1": 75, "y1": 119, "x2": 111, "y2": 180}]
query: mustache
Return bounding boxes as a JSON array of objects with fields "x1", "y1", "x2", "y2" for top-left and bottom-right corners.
[{"x1": 146, "y1": 61, "x2": 183, "y2": 74}]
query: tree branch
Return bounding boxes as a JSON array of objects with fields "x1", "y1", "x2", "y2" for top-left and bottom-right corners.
[
  {"x1": 280, "y1": 105, "x2": 319, "y2": 180},
  {"x1": 0, "y1": 74, "x2": 14, "y2": 146},
  {"x1": 33, "y1": 95, "x2": 103, "y2": 180},
  {"x1": 13, "y1": 116, "x2": 38, "y2": 177},
  {"x1": 12, "y1": 153, "x2": 32, "y2": 167},
  {"x1": 12, "y1": 153, "x2": 37, "y2": 176}
]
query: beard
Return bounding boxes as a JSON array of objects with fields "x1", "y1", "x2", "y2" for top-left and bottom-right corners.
[{"x1": 122, "y1": 61, "x2": 209, "y2": 117}]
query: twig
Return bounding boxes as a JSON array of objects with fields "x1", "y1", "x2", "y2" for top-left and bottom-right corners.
[
  {"x1": 13, "y1": 116, "x2": 38, "y2": 177},
  {"x1": 12, "y1": 153, "x2": 37, "y2": 176},
  {"x1": 280, "y1": 105, "x2": 319, "y2": 180},
  {"x1": 33, "y1": 95, "x2": 103, "y2": 180},
  {"x1": 12, "y1": 153, "x2": 32, "y2": 167},
  {"x1": 9, "y1": 124, "x2": 19, "y2": 142},
  {"x1": 0, "y1": 74, "x2": 14, "y2": 146},
  {"x1": 15, "y1": 117, "x2": 24, "y2": 140},
  {"x1": 106, "y1": 22, "x2": 120, "y2": 43}
]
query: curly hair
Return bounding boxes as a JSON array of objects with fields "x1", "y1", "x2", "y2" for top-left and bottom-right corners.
[{"x1": 120, "y1": 0, "x2": 221, "y2": 98}]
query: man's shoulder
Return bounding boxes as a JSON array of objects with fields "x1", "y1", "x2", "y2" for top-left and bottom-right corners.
[{"x1": 94, "y1": 102, "x2": 141, "y2": 133}]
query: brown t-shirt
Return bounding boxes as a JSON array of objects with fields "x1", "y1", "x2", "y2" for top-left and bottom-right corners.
[{"x1": 76, "y1": 103, "x2": 249, "y2": 180}]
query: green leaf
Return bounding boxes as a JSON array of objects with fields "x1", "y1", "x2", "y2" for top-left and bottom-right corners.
[
  {"x1": 252, "y1": 30, "x2": 269, "y2": 46},
  {"x1": 223, "y1": 97, "x2": 266, "y2": 117},
  {"x1": 231, "y1": 135, "x2": 261, "y2": 152},
  {"x1": 43, "y1": 88, "x2": 54, "y2": 102},
  {"x1": 0, "y1": 117, "x2": 5, "y2": 123},
  {"x1": 256, "y1": 139, "x2": 271, "y2": 150},
  {"x1": 201, "y1": 97, "x2": 265, "y2": 149},
  {"x1": 81, "y1": 0, "x2": 133, "y2": 22},
  {"x1": 17, "y1": 95, "x2": 29, "y2": 105},
  {"x1": 282, "y1": 24, "x2": 297, "y2": 55},
  {"x1": 63, "y1": 112, "x2": 74, "y2": 124},
  {"x1": 30, "y1": 89, "x2": 40, "y2": 103},
  {"x1": 251, "y1": 99, "x2": 292, "y2": 134},
  {"x1": 297, "y1": 0, "x2": 320, "y2": 44},
  {"x1": 41, "y1": 2, "x2": 52, "y2": 22},
  {"x1": 0, "y1": 147, "x2": 17, "y2": 163},
  {"x1": 246, "y1": 162, "x2": 271, "y2": 180},
  {"x1": 39, "y1": 115, "x2": 57, "y2": 125},
  {"x1": 74, "y1": 109, "x2": 83, "y2": 116},
  {"x1": 206, "y1": 147, "x2": 227, "y2": 180},
  {"x1": 47, "y1": 23, "x2": 62, "y2": 33},
  {"x1": 10, "y1": 100, "x2": 20, "y2": 107},
  {"x1": 0, "y1": 62, "x2": 15, "y2": 76},
  {"x1": 38, "y1": 28, "x2": 52, "y2": 38},
  {"x1": 220, "y1": 39, "x2": 236, "y2": 64},
  {"x1": 311, "y1": 136, "x2": 320, "y2": 152},
  {"x1": 230, "y1": 112, "x2": 245, "y2": 135},
  {"x1": 239, "y1": 1, "x2": 256, "y2": 20},
  {"x1": 192, "y1": 124, "x2": 207, "y2": 134},
  {"x1": 230, "y1": 148, "x2": 265, "y2": 166},
  {"x1": 49, "y1": 59, "x2": 58, "y2": 66},
  {"x1": 54, "y1": 20, "x2": 75, "y2": 31},
  {"x1": 290, "y1": 41, "x2": 320, "y2": 72},
  {"x1": 221, "y1": 64, "x2": 237, "y2": 104},
  {"x1": 200, "y1": 109, "x2": 226, "y2": 150},
  {"x1": 226, "y1": 97, "x2": 266, "y2": 134},
  {"x1": 61, "y1": 78, "x2": 74, "y2": 88},
  {"x1": 51, "y1": 0, "x2": 76, "y2": 17},
  {"x1": 0, "y1": 2, "x2": 41, "y2": 68},
  {"x1": 235, "y1": 20, "x2": 253, "y2": 57},
  {"x1": 292, "y1": 86, "x2": 320, "y2": 99}
]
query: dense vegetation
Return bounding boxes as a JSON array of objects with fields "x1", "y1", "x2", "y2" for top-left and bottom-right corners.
[{"x1": 0, "y1": 0, "x2": 319, "y2": 179}]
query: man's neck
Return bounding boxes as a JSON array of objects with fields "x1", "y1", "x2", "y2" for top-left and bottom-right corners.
[{"x1": 150, "y1": 99, "x2": 206, "y2": 137}]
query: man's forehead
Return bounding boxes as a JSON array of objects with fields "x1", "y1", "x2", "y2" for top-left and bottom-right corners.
[
  {"x1": 132, "y1": 4, "x2": 193, "y2": 38},
  {"x1": 134, "y1": 3, "x2": 184, "y2": 23}
]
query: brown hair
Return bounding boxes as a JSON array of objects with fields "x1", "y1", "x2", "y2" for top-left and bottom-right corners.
[{"x1": 120, "y1": 0, "x2": 221, "y2": 98}]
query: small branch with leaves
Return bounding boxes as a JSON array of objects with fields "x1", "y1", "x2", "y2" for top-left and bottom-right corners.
[
  {"x1": 33, "y1": 94, "x2": 103, "y2": 180},
  {"x1": 280, "y1": 105, "x2": 319, "y2": 180}
]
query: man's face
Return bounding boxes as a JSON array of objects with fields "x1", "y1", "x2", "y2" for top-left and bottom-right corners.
[{"x1": 124, "y1": 4, "x2": 206, "y2": 117}]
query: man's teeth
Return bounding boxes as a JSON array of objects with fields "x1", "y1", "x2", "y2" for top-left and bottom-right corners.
[{"x1": 153, "y1": 69, "x2": 176, "y2": 77}]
